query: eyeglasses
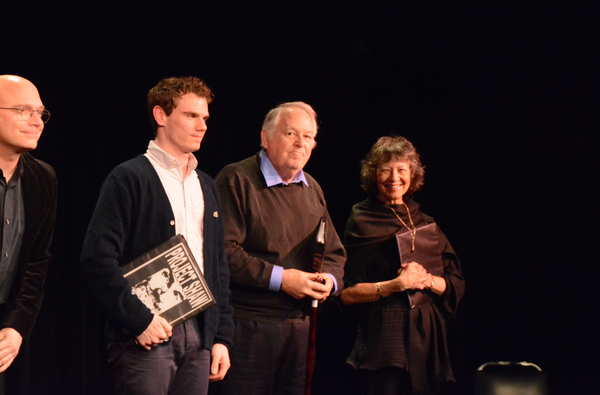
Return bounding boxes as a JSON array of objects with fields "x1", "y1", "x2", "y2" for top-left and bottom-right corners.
[{"x1": 0, "y1": 107, "x2": 51, "y2": 123}]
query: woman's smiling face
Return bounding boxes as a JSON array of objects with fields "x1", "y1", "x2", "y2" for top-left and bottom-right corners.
[{"x1": 376, "y1": 157, "x2": 412, "y2": 205}]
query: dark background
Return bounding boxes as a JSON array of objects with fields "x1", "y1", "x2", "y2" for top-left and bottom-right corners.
[{"x1": 2, "y1": 2, "x2": 598, "y2": 394}]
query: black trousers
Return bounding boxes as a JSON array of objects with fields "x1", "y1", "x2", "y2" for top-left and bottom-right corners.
[
  {"x1": 212, "y1": 316, "x2": 309, "y2": 395},
  {"x1": 358, "y1": 367, "x2": 413, "y2": 395}
]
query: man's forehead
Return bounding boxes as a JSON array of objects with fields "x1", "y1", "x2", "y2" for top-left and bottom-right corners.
[
  {"x1": 0, "y1": 77, "x2": 42, "y2": 106},
  {"x1": 0, "y1": 75, "x2": 22, "y2": 84},
  {"x1": 279, "y1": 108, "x2": 316, "y2": 130},
  {"x1": 174, "y1": 93, "x2": 207, "y2": 108}
]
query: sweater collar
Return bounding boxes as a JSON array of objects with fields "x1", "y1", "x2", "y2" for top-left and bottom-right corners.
[{"x1": 259, "y1": 149, "x2": 308, "y2": 187}]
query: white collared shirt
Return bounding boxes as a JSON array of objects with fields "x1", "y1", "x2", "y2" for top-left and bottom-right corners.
[{"x1": 144, "y1": 140, "x2": 205, "y2": 273}]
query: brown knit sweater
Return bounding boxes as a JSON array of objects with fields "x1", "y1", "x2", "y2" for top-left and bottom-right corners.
[{"x1": 215, "y1": 153, "x2": 346, "y2": 321}]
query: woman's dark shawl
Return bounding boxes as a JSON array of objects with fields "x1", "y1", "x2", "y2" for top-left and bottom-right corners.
[{"x1": 343, "y1": 198, "x2": 465, "y2": 394}]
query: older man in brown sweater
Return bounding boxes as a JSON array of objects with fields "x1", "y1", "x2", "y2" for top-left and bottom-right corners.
[{"x1": 213, "y1": 101, "x2": 346, "y2": 395}]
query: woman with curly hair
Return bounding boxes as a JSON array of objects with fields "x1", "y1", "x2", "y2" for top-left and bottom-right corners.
[{"x1": 341, "y1": 136, "x2": 465, "y2": 395}]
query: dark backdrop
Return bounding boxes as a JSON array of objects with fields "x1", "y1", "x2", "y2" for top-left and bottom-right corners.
[{"x1": 2, "y1": 3, "x2": 598, "y2": 394}]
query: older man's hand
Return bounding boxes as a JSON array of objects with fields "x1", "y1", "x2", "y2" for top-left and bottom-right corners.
[{"x1": 281, "y1": 268, "x2": 333, "y2": 300}]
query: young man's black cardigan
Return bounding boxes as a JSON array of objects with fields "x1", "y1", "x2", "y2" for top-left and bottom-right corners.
[{"x1": 80, "y1": 155, "x2": 234, "y2": 349}]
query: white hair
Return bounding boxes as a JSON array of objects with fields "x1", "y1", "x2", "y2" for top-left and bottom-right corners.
[{"x1": 261, "y1": 101, "x2": 318, "y2": 148}]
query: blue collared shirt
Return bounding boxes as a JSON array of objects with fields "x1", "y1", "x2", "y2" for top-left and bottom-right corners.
[
  {"x1": 260, "y1": 150, "x2": 309, "y2": 187},
  {"x1": 260, "y1": 150, "x2": 337, "y2": 293}
]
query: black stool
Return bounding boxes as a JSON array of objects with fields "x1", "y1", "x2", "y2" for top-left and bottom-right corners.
[{"x1": 475, "y1": 361, "x2": 548, "y2": 395}]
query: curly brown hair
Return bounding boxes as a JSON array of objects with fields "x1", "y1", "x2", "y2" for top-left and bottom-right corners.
[
  {"x1": 147, "y1": 76, "x2": 214, "y2": 134},
  {"x1": 360, "y1": 136, "x2": 425, "y2": 199}
]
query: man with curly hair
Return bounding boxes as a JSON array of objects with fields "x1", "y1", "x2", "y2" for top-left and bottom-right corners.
[{"x1": 81, "y1": 77, "x2": 234, "y2": 395}]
